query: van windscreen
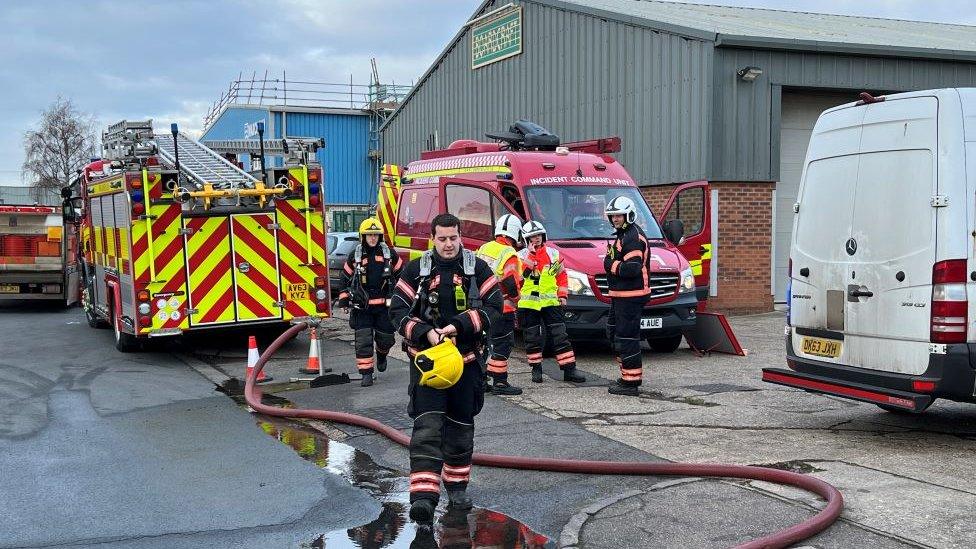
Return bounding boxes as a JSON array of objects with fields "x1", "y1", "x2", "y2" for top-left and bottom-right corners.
[{"x1": 524, "y1": 186, "x2": 662, "y2": 239}]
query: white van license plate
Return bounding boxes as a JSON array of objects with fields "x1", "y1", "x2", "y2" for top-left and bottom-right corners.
[
  {"x1": 801, "y1": 337, "x2": 842, "y2": 358},
  {"x1": 640, "y1": 318, "x2": 663, "y2": 330}
]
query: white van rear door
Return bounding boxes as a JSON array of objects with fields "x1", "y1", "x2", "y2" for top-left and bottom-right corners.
[
  {"x1": 844, "y1": 97, "x2": 939, "y2": 375},
  {"x1": 790, "y1": 105, "x2": 864, "y2": 333}
]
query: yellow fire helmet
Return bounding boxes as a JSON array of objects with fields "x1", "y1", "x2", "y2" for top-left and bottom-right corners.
[
  {"x1": 358, "y1": 217, "x2": 384, "y2": 236},
  {"x1": 414, "y1": 339, "x2": 464, "y2": 390}
]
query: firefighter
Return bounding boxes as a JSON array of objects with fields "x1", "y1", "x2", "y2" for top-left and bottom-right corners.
[
  {"x1": 517, "y1": 220, "x2": 586, "y2": 385},
  {"x1": 389, "y1": 213, "x2": 502, "y2": 526},
  {"x1": 336, "y1": 217, "x2": 405, "y2": 387},
  {"x1": 603, "y1": 196, "x2": 651, "y2": 396},
  {"x1": 474, "y1": 213, "x2": 524, "y2": 396}
]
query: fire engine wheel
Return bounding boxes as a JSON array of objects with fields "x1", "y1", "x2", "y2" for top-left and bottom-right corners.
[
  {"x1": 646, "y1": 333, "x2": 683, "y2": 353},
  {"x1": 83, "y1": 286, "x2": 108, "y2": 329},
  {"x1": 112, "y1": 312, "x2": 140, "y2": 353}
]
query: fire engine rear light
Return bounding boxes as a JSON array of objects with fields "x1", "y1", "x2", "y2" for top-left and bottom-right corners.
[
  {"x1": 316, "y1": 300, "x2": 329, "y2": 313},
  {"x1": 309, "y1": 195, "x2": 321, "y2": 207},
  {"x1": 308, "y1": 170, "x2": 321, "y2": 183},
  {"x1": 315, "y1": 289, "x2": 328, "y2": 301},
  {"x1": 145, "y1": 156, "x2": 159, "y2": 167},
  {"x1": 132, "y1": 202, "x2": 145, "y2": 216},
  {"x1": 125, "y1": 174, "x2": 142, "y2": 188},
  {"x1": 309, "y1": 184, "x2": 320, "y2": 196},
  {"x1": 931, "y1": 259, "x2": 968, "y2": 344},
  {"x1": 137, "y1": 290, "x2": 150, "y2": 302},
  {"x1": 912, "y1": 380, "x2": 936, "y2": 393},
  {"x1": 314, "y1": 277, "x2": 326, "y2": 288},
  {"x1": 139, "y1": 316, "x2": 151, "y2": 327},
  {"x1": 138, "y1": 303, "x2": 151, "y2": 315},
  {"x1": 131, "y1": 190, "x2": 144, "y2": 203}
]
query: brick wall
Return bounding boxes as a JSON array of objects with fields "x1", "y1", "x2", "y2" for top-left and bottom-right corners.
[{"x1": 640, "y1": 182, "x2": 774, "y2": 315}]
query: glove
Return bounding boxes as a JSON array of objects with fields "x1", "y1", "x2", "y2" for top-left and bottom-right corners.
[{"x1": 335, "y1": 295, "x2": 350, "y2": 310}]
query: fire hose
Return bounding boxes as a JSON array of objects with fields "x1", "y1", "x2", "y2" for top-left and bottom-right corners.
[{"x1": 245, "y1": 323, "x2": 843, "y2": 549}]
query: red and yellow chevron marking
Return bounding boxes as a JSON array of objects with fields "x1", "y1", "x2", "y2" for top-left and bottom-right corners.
[
  {"x1": 230, "y1": 213, "x2": 281, "y2": 321},
  {"x1": 133, "y1": 203, "x2": 188, "y2": 334},
  {"x1": 93, "y1": 226, "x2": 104, "y2": 265},
  {"x1": 184, "y1": 217, "x2": 235, "y2": 326},
  {"x1": 377, "y1": 164, "x2": 401, "y2": 247},
  {"x1": 276, "y1": 198, "x2": 327, "y2": 320}
]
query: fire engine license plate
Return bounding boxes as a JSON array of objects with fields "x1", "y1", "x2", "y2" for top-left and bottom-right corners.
[
  {"x1": 640, "y1": 318, "x2": 663, "y2": 330},
  {"x1": 0, "y1": 284, "x2": 18, "y2": 293},
  {"x1": 801, "y1": 337, "x2": 842, "y2": 358},
  {"x1": 285, "y1": 283, "x2": 309, "y2": 301}
]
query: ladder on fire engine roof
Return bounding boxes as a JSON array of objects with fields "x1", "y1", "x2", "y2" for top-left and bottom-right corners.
[
  {"x1": 154, "y1": 132, "x2": 260, "y2": 190},
  {"x1": 201, "y1": 137, "x2": 325, "y2": 166}
]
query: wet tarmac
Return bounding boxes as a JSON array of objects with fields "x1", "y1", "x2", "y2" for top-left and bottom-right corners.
[{"x1": 254, "y1": 415, "x2": 552, "y2": 549}]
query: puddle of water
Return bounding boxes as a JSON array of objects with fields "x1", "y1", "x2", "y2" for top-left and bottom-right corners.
[{"x1": 255, "y1": 415, "x2": 551, "y2": 548}]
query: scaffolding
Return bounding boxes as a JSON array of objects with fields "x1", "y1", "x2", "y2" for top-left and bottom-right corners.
[{"x1": 202, "y1": 69, "x2": 411, "y2": 206}]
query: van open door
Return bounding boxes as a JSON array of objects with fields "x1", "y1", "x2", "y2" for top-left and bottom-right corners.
[{"x1": 659, "y1": 181, "x2": 711, "y2": 303}]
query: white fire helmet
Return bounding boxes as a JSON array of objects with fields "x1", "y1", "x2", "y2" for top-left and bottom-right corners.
[
  {"x1": 494, "y1": 214, "x2": 523, "y2": 242},
  {"x1": 521, "y1": 220, "x2": 547, "y2": 243},
  {"x1": 605, "y1": 195, "x2": 637, "y2": 224}
]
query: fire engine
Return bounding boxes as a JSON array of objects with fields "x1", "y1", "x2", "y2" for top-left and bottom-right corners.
[
  {"x1": 0, "y1": 202, "x2": 79, "y2": 305},
  {"x1": 377, "y1": 121, "x2": 712, "y2": 352},
  {"x1": 72, "y1": 120, "x2": 330, "y2": 351}
]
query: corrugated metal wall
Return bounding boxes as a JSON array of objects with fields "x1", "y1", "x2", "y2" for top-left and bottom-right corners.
[
  {"x1": 381, "y1": 0, "x2": 713, "y2": 185},
  {"x1": 281, "y1": 111, "x2": 372, "y2": 205},
  {"x1": 202, "y1": 107, "x2": 372, "y2": 204},
  {"x1": 712, "y1": 48, "x2": 976, "y2": 182}
]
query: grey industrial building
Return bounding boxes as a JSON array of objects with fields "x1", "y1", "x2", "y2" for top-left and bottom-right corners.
[{"x1": 380, "y1": 0, "x2": 976, "y2": 312}]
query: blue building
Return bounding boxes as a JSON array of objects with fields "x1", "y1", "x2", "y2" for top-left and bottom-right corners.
[{"x1": 200, "y1": 75, "x2": 409, "y2": 210}]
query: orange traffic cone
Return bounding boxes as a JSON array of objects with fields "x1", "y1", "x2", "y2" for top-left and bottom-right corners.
[
  {"x1": 300, "y1": 327, "x2": 331, "y2": 374},
  {"x1": 246, "y1": 335, "x2": 273, "y2": 384}
]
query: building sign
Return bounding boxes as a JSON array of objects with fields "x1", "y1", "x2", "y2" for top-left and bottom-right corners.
[
  {"x1": 471, "y1": 6, "x2": 522, "y2": 69},
  {"x1": 243, "y1": 119, "x2": 266, "y2": 139}
]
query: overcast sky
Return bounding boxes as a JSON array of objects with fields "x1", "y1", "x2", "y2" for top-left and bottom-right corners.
[{"x1": 2, "y1": 0, "x2": 973, "y2": 185}]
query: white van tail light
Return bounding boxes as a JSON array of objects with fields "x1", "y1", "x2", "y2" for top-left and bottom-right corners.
[{"x1": 931, "y1": 259, "x2": 968, "y2": 344}]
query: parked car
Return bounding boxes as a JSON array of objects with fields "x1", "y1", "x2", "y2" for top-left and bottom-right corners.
[{"x1": 327, "y1": 232, "x2": 359, "y2": 296}]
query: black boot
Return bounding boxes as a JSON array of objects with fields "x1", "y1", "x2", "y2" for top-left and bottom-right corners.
[
  {"x1": 484, "y1": 375, "x2": 492, "y2": 393},
  {"x1": 376, "y1": 354, "x2": 387, "y2": 372},
  {"x1": 491, "y1": 380, "x2": 523, "y2": 395},
  {"x1": 608, "y1": 380, "x2": 639, "y2": 396},
  {"x1": 563, "y1": 366, "x2": 586, "y2": 383},
  {"x1": 446, "y1": 488, "x2": 473, "y2": 510},
  {"x1": 361, "y1": 373, "x2": 374, "y2": 387},
  {"x1": 531, "y1": 364, "x2": 543, "y2": 383},
  {"x1": 409, "y1": 498, "x2": 436, "y2": 525}
]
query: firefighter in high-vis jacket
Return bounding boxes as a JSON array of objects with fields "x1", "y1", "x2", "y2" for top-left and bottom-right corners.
[
  {"x1": 336, "y1": 218, "x2": 405, "y2": 387},
  {"x1": 389, "y1": 213, "x2": 502, "y2": 526},
  {"x1": 474, "y1": 214, "x2": 524, "y2": 396},
  {"x1": 603, "y1": 196, "x2": 651, "y2": 396},
  {"x1": 517, "y1": 220, "x2": 586, "y2": 384}
]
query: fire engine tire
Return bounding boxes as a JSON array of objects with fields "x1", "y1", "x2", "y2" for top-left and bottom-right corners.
[
  {"x1": 646, "y1": 333, "x2": 683, "y2": 353},
  {"x1": 84, "y1": 285, "x2": 108, "y2": 329},
  {"x1": 112, "y1": 313, "x2": 140, "y2": 353},
  {"x1": 245, "y1": 324, "x2": 846, "y2": 549}
]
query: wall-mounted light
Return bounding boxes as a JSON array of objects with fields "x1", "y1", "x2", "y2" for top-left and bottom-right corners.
[{"x1": 737, "y1": 66, "x2": 763, "y2": 82}]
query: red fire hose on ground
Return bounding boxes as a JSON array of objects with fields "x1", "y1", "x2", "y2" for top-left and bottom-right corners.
[{"x1": 245, "y1": 323, "x2": 843, "y2": 549}]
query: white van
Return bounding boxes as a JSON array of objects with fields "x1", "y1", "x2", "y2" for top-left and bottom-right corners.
[{"x1": 764, "y1": 88, "x2": 976, "y2": 413}]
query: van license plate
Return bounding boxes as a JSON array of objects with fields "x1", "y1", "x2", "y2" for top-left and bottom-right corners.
[
  {"x1": 640, "y1": 318, "x2": 663, "y2": 330},
  {"x1": 0, "y1": 284, "x2": 18, "y2": 293},
  {"x1": 801, "y1": 337, "x2": 842, "y2": 358}
]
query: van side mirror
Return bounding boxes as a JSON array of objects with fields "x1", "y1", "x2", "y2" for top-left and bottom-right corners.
[{"x1": 662, "y1": 219, "x2": 684, "y2": 245}]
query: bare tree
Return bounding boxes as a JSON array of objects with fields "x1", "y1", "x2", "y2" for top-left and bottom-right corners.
[{"x1": 22, "y1": 97, "x2": 96, "y2": 195}]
